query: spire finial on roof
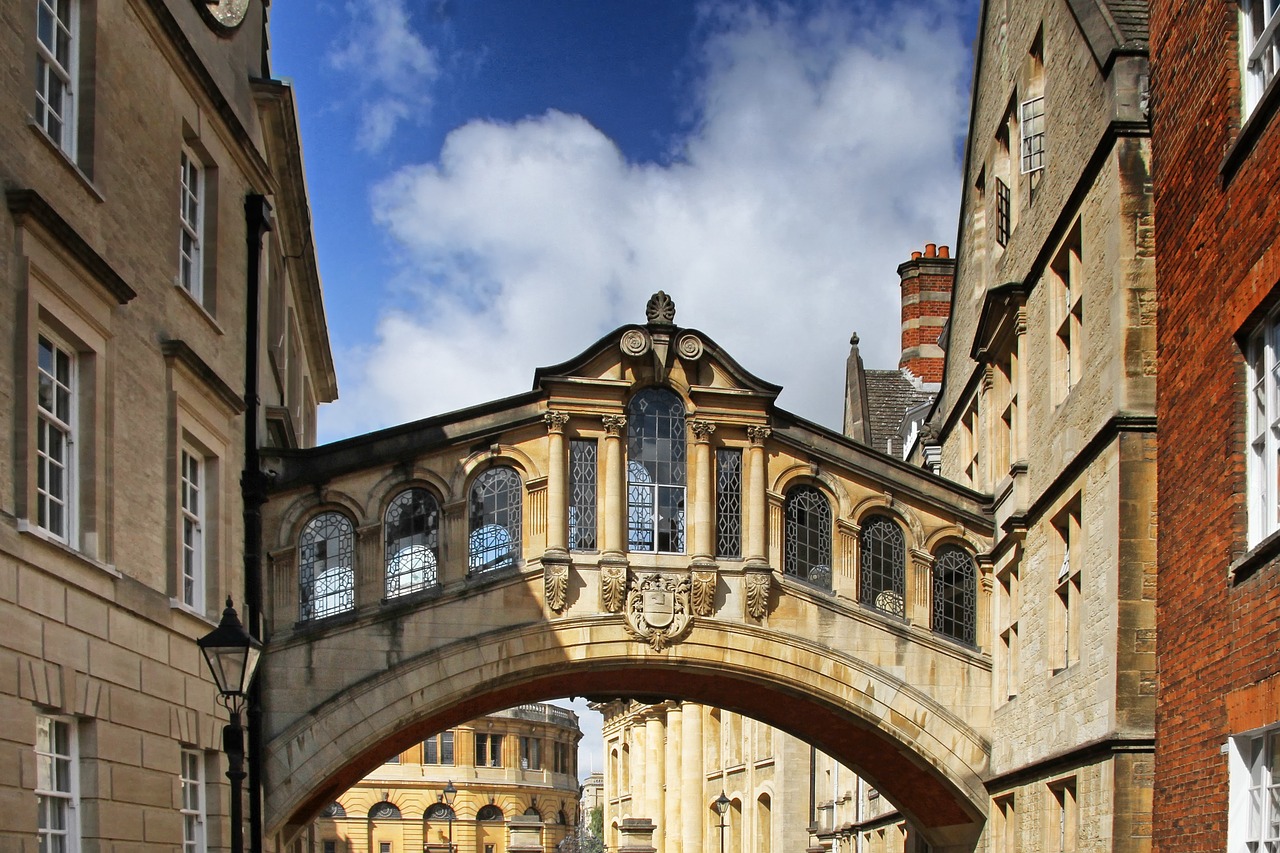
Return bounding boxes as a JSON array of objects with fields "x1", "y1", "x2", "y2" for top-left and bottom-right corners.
[{"x1": 645, "y1": 291, "x2": 676, "y2": 326}]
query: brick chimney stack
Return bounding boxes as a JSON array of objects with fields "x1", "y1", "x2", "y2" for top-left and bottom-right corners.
[{"x1": 896, "y1": 243, "x2": 955, "y2": 384}]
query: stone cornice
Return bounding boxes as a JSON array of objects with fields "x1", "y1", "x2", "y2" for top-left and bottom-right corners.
[{"x1": 6, "y1": 190, "x2": 137, "y2": 304}]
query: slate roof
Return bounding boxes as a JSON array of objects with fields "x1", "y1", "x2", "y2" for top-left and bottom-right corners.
[{"x1": 864, "y1": 370, "x2": 937, "y2": 457}]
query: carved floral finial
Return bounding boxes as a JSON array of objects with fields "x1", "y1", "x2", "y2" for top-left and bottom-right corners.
[{"x1": 645, "y1": 291, "x2": 676, "y2": 325}]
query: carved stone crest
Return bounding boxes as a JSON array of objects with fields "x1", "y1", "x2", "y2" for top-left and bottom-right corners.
[
  {"x1": 624, "y1": 573, "x2": 693, "y2": 651},
  {"x1": 744, "y1": 569, "x2": 772, "y2": 620},
  {"x1": 690, "y1": 570, "x2": 716, "y2": 616},
  {"x1": 601, "y1": 565, "x2": 627, "y2": 613},
  {"x1": 545, "y1": 562, "x2": 569, "y2": 614}
]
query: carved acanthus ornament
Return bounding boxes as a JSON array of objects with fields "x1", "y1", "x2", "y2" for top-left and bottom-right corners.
[
  {"x1": 744, "y1": 569, "x2": 772, "y2": 620},
  {"x1": 545, "y1": 563, "x2": 569, "y2": 613},
  {"x1": 601, "y1": 565, "x2": 627, "y2": 613},
  {"x1": 602, "y1": 415, "x2": 627, "y2": 436},
  {"x1": 689, "y1": 420, "x2": 717, "y2": 442},
  {"x1": 690, "y1": 570, "x2": 716, "y2": 616},
  {"x1": 624, "y1": 572, "x2": 694, "y2": 651},
  {"x1": 746, "y1": 425, "x2": 772, "y2": 446},
  {"x1": 645, "y1": 291, "x2": 677, "y2": 325},
  {"x1": 544, "y1": 410, "x2": 570, "y2": 433}
]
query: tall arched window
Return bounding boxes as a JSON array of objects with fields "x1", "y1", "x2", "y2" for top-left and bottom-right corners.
[
  {"x1": 784, "y1": 486, "x2": 832, "y2": 589},
  {"x1": 859, "y1": 515, "x2": 906, "y2": 617},
  {"x1": 385, "y1": 488, "x2": 440, "y2": 598},
  {"x1": 627, "y1": 388, "x2": 686, "y2": 553},
  {"x1": 477, "y1": 804, "x2": 504, "y2": 821},
  {"x1": 299, "y1": 511, "x2": 354, "y2": 620},
  {"x1": 932, "y1": 545, "x2": 977, "y2": 645},
  {"x1": 469, "y1": 467, "x2": 522, "y2": 574}
]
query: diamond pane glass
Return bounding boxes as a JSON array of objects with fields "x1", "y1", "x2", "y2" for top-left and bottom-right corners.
[
  {"x1": 859, "y1": 516, "x2": 906, "y2": 617},
  {"x1": 716, "y1": 448, "x2": 742, "y2": 559},
  {"x1": 384, "y1": 488, "x2": 440, "y2": 596},
  {"x1": 784, "y1": 486, "x2": 832, "y2": 590},
  {"x1": 299, "y1": 512, "x2": 355, "y2": 620},
  {"x1": 932, "y1": 545, "x2": 977, "y2": 645},
  {"x1": 627, "y1": 388, "x2": 686, "y2": 552},
  {"x1": 569, "y1": 439, "x2": 598, "y2": 551},
  {"x1": 468, "y1": 467, "x2": 522, "y2": 573}
]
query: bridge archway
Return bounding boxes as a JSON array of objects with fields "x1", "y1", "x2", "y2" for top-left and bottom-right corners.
[{"x1": 264, "y1": 614, "x2": 989, "y2": 851}]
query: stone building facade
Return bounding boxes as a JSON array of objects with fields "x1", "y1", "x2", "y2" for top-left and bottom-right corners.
[
  {"x1": 599, "y1": 700, "x2": 917, "y2": 853},
  {"x1": 306, "y1": 703, "x2": 582, "y2": 853},
  {"x1": 0, "y1": 0, "x2": 334, "y2": 849},
  {"x1": 921, "y1": 1, "x2": 1156, "y2": 853},
  {"x1": 1148, "y1": 1, "x2": 1280, "y2": 852}
]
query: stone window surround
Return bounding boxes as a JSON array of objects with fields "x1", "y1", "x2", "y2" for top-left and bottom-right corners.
[
  {"x1": 35, "y1": 713, "x2": 80, "y2": 852},
  {"x1": 1228, "y1": 722, "x2": 1280, "y2": 853}
]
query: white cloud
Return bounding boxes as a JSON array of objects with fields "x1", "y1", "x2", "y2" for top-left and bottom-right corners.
[
  {"x1": 320, "y1": 0, "x2": 970, "y2": 440},
  {"x1": 327, "y1": 0, "x2": 440, "y2": 152}
]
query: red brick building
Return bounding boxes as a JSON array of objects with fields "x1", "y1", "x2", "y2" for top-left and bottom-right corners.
[{"x1": 1150, "y1": 1, "x2": 1280, "y2": 851}]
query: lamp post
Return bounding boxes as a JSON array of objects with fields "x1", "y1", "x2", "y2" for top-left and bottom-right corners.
[
  {"x1": 441, "y1": 779, "x2": 458, "y2": 853},
  {"x1": 714, "y1": 792, "x2": 731, "y2": 853},
  {"x1": 198, "y1": 598, "x2": 263, "y2": 853}
]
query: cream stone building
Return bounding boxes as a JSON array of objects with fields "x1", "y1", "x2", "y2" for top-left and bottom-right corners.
[
  {"x1": 918, "y1": 2, "x2": 1156, "y2": 853},
  {"x1": 599, "y1": 700, "x2": 920, "y2": 853},
  {"x1": 0, "y1": 0, "x2": 334, "y2": 850},
  {"x1": 305, "y1": 702, "x2": 582, "y2": 853}
]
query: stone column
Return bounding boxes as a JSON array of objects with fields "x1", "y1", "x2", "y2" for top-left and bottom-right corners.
[
  {"x1": 645, "y1": 710, "x2": 666, "y2": 844},
  {"x1": 909, "y1": 548, "x2": 934, "y2": 627},
  {"x1": 978, "y1": 554, "x2": 995, "y2": 654},
  {"x1": 745, "y1": 426, "x2": 772, "y2": 566},
  {"x1": 690, "y1": 420, "x2": 717, "y2": 565},
  {"x1": 681, "y1": 703, "x2": 704, "y2": 853},
  {"x1": 602, "y1": 415, "x2": 627, "y2": 556},
  {"x1": 544, "y1": 411, "x2": 570, "y2": 554},
  {"x1": 665, "y1": 702, "x2": 684, "y2": 853}
]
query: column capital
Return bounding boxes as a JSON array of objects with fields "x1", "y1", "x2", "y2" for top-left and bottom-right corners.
[
  {"x1": 602, "y1": 414, "x2": 627, "y2": 435},
  {"x1": 544, "y1": 410, "x2": 571, "y2": 433},
  {"x1": 746, "y1": 425, "x2": 772, "y2": 445},
  {"x1": 689, "y1": 419, "x2": 717, "y2": 442}
]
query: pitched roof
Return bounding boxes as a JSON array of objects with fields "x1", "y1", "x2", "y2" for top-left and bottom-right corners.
[{"x1": 864, "y1": 370, "x2": 937, "y2": 457}]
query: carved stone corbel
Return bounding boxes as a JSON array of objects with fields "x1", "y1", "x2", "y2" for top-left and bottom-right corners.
[
  {"x1": 743, "y1": 567, "x2": 773, "y2": 620},
  {"x1": 544, "y1": 561, "x2": 570, "y2": 614},
  {"x1": 690, "y1": 569, "x2": 716, "y2": 616},
  {"x1": 601, "y1": 564, "x2": 627, "y2": 613}
]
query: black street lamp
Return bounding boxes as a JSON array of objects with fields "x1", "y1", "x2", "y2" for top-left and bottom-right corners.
[
  {"x1": 714, "y1": 791, "x2": 731, "y2": 853},
  {"x1": 440, "y1": 779, "x2": 458, "y2": 853},
  {"x1": 198, "y1": 598, "x2": 263, "y2": 853}
]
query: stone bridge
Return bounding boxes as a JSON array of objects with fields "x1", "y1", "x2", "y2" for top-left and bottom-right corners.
[{"x1": 257, "y1": 301, "x2": 995, "y2": 850}]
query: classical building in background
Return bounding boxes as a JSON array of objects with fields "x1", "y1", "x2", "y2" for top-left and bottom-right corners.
[
  {"x1": 1149, "y1": 1, "x2": 1280, "y2": 851},
  {"x1": 921, "y1": 2, "x2": 1156, "y2": 853},
  {"x1": 306, "y1": 702, "x2": 582, "y2": 853},
  {"x1": 599, "y1": 700, "x2": 916, "y2": 853},
  {"x1": 0, "y1": 0, "x2": 334, "y2": 849}
]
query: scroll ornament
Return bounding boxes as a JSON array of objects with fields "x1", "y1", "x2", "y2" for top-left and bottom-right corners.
[{"x1": 624, "y1": 572, "x2": 694, "y2": 652}]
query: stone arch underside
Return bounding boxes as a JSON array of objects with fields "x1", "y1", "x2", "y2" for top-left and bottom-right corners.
[{"x1": 264, "y1": 618, "x2": 990, "y2": 849}]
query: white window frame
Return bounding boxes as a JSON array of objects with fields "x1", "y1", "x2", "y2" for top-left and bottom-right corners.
[
  {"x1": 36, "y1": 332, "x2": 77, "y2": 544},
  {"x1": 35, "y1": 714, "x2": 80, "y2": 853},
  {"x1": 1229, "y1": 724, "x2": 1280, "y2": 853},
  {"x1": 179, "y1": 149, "x2": 204, "y2": 300},
  {"x1": 180, "y1": 448, "x2": 205, "y2": 611},
  {"x1": 1243, "y1": 0, "x2": 1280, "y2": 116},
  {"x1": 181, "y1": 748, "x2": 207, "y2": 853},
  {"x1": 1247, "y1": 310, "x2": 1280, "y2": 546},
  {"x1": 35, "y1": 0, "x2": 79, "y2": 157},
  {"x1": 1019, "y1": 96, "x2": 1045, "y2": 174}
]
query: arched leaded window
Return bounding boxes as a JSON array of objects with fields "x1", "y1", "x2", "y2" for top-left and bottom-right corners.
[
  {"x1": 424, "y1": 802, "x2": 455, "y2": 820},
  {"x1": 368, "y1": 801, "x2": 401, "y2": 819},
  {"x1": 932, "y1": 545, "x2": 977, "y2": 645},
  {"x1": 477, "y1": 804, "x2": 504, "y2": 821},
  {"x1": 385, "y1": 488, "x2": 440, "y2": 598},
  {"x1": 859, "y1": 515, "x2": 906, "y2": 617},
  {"x1": 469, "y1": 467, "x2": 522, "y2": 574},
  {"x1": 627, "y1": 388, "x2": 687, "y2": 553},
  {"x1": 299, "y1": 512, "x2": 354, "y2": 621},
  {"x1": 784, "y1": 486, "x2": 832, "y2": 589},
  {"x1": 523, "y1": 806, "x2": 541, "y2": 817}
]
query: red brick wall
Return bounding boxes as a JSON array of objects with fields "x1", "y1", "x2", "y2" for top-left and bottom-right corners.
[
  {"x1": 897, "y1": 245, "x2": 954, "y2": 383},
  {"x1": 1151, "y1": 1, "x2": 1280, "y2": 850}
]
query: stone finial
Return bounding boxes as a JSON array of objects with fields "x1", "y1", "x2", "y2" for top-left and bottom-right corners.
[{"x1": 645, "y1": 291, "x2": 676, "y2": 325}]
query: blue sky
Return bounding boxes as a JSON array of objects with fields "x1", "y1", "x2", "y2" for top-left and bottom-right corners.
[{"x1": 267, "y1": 0, "x2": 978, "y2": 773}]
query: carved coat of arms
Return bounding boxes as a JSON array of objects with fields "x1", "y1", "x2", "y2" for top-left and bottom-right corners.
[{"x1": 624, "y1": 573, "x2": 693, "y2": 651}]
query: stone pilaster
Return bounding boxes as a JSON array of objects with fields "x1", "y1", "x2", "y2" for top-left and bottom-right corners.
[
  {"x1": 681, "y1": 703, "x2": 704, "y2": 853},
  {"x1": 745, "y1": 425, "x2": 772, "y2": 566},
  {"x1": 645, "y1": 710, "x2": 665, "y2": 843},
  {"x1": 690, "y1": 419, "x2": 717, "y2": 566},
  {"x1": 665, "y1": 702, "x2": 683, "y2": 853},
  {"x1": 543, "y1": 411, "x2": 570, "y2": 554},
  {"x1": 602, "y1": 414, "x2": 627, "y2": 557}
]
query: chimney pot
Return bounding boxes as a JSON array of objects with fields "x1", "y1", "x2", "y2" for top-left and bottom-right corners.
[
  {"x1": 925, "y1": 243, "x2": 937, "y2": 258},
  {"x1": 939, "y1": 245, "x2": 950, "y2": 258},
  {"x1": 911, "y1": 251, "x2": 922, "y2": 259}
]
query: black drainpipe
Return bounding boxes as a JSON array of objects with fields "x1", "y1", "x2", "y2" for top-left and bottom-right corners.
[{"x1": 243, "y1": 194, "x2": 272, "y2": 853}]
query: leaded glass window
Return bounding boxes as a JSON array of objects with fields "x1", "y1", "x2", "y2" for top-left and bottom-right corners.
[
  {"x1": 320, "y1": 802, "x2": 346, "y2": 818},
  {"x1": 469, "y1": 467, "x2": 522, "y2": 573},
  {"x1": 569, "y1": 439, "x2": 598, "y2": 551},
  {"x1": 784, "y1": 486, "x2": 832, "y2": 589},
  {"x1": 425, "y1": 803, "x2": 455, "y2": 820},
  {"x1": 716, "y1": 448, "x2": 742, "y2": 559},
  {"x1": 477, "y1": 804, "x2": 504, "y2": 821},
  {"x1": 627, "y1": 388, "x2": 686, "y2": 553},
  {"x1": 932, "y1": 545, "x2": 977, "y2": 645},
  {"x1": 299, "y1": 512, "x2": 355, "y2": 621},
  {"x1": 369, "y1": 802, "x2": 401, "y2": 819},
  {"x1": 859, "y1": 515, "x2": 906, "y2": 617},
  {"x1": 385, "y1": 488, "x2": 440, "y2": 598}
]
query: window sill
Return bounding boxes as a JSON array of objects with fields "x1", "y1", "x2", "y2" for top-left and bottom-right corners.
[
  {"x1": 1221, "y1": 73, "x2": 1280, "y2": 187},
  {"x1": 16, "y1": 519, "x2": 120, "y2": 577},
  {"x1": 169, "y1": 599, "x2": 220, "y2": 629},
  {"x1": 27, "y1": 120, "x2": 104, "y2": 202},
  {"x1": 1229, "y1": 528, "x2": 1280, "y2": 584},
  {"x1": 174, "y1": 282, "x2": 226, "y2": 335}
]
